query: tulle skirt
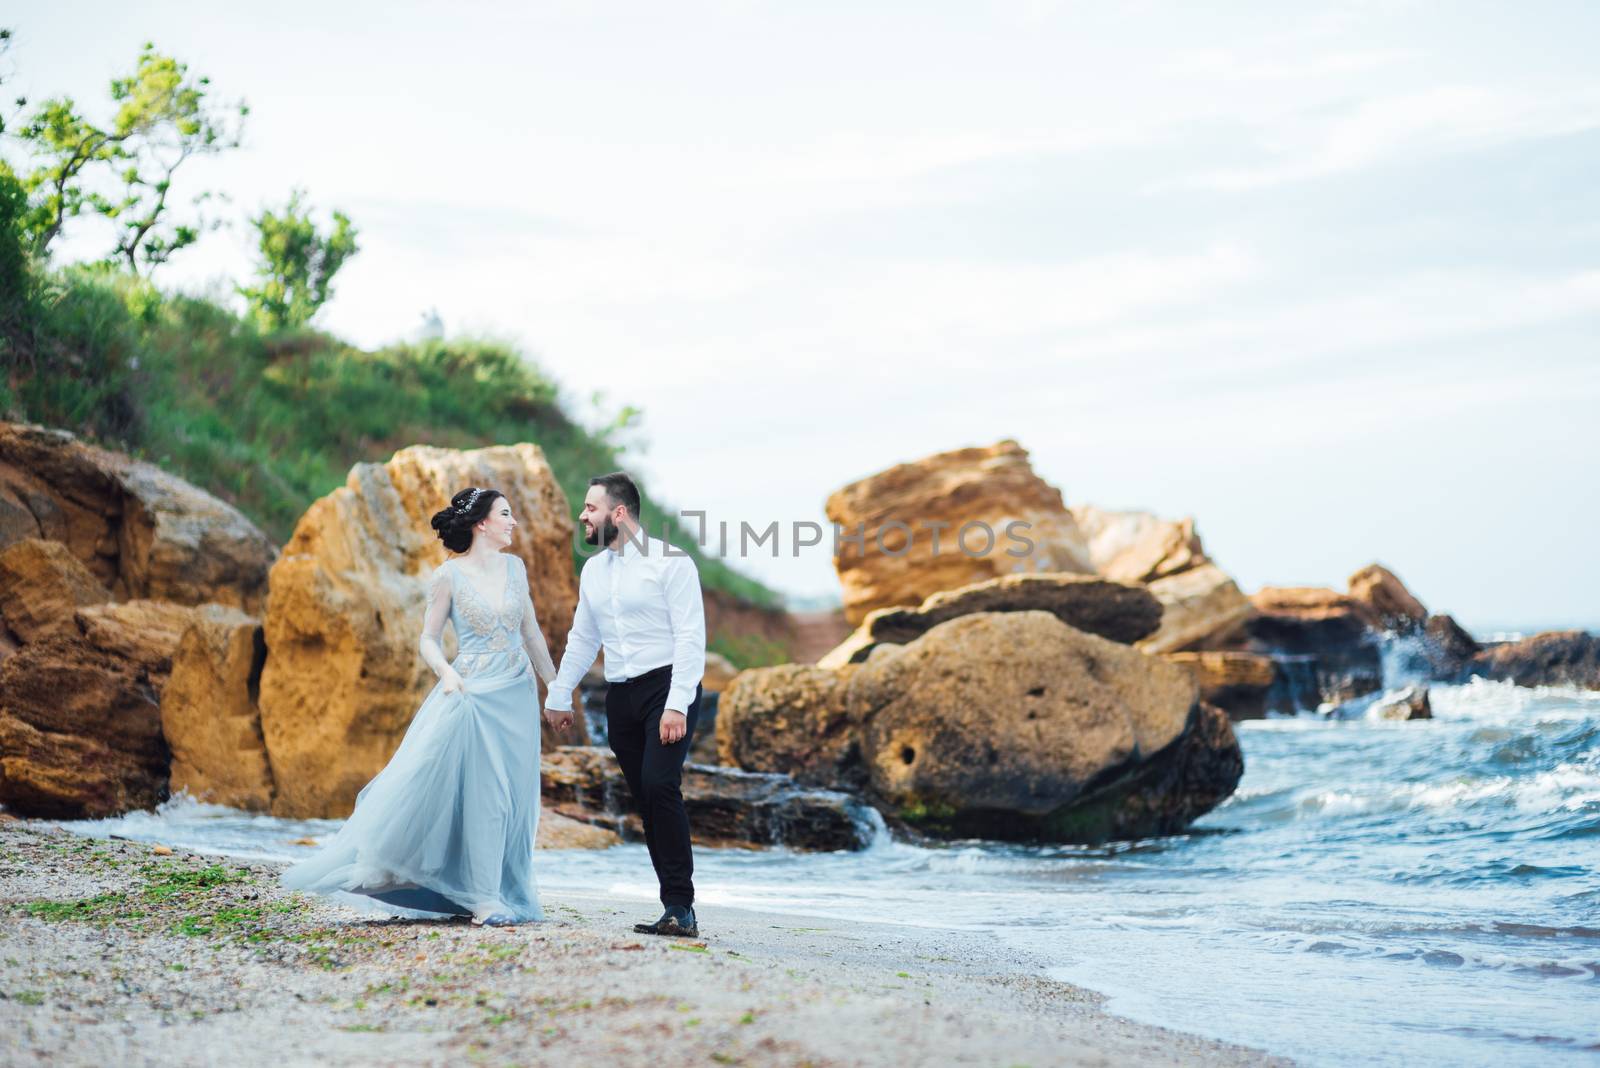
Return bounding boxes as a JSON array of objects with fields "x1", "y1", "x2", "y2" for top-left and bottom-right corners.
[{"x1": 280, "y1": 665, "x2": 544, "y2": 922}]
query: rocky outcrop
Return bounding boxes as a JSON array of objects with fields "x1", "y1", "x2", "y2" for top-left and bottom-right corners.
[
  {"x1": 1347, "y1": 563, "x2": 1427, "y2": 631},
  {"x1": 540, "y1": 746, "x2": 869, "y2": 852},
  {"x1": 0, "y1": 538, "x2": 112, "y2": 644},
  {"x1": 1245, "y1": 586, "x2": 1383, "y2": 709},
  {"x1": 0, "y1": 422, "x2": 277, "y2": 612},
  {"x1": 819, "y1": 572, "x2": 1162, "y2": 669},
  {"x1": 1163, "y1": 651, "x2": 1277, "y2": 720},
  {"x1": 1137, "y1": 563, "x2": 1254, "y2": 655},
  {"x1": 1470, "y1": 631, "x2": 1600, "y2": 690},
  {"x1": 160, "y1": 606, "x2": 273, "y2": 811},
  {"x1": 721, "y1": 611, "x2": 1244, "y2": 844},
  {"x1": 824, "y1": 441, "x2": 1095, "y2": 626},
  {"x1": 258, "y1": 444, "x2": 581, "y2": 819},
  {"x1": 1069, "y1": 505, "x2": 1208, "y2": 584},
  {"x1": 0, "y1": 636, "x2": 169, "y2": 818}
]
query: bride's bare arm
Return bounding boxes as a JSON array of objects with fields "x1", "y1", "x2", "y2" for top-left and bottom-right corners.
[
  {"x1": 419, "y1": 565, "x2": 460, "y2": 688},
  {"x1": 516, "y1": 558, "x2": 559, "y2": 684}
]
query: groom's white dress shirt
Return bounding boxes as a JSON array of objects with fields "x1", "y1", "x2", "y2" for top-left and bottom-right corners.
[{"x1": 544, "y1": 531, "x2": 706, "y2": 715}]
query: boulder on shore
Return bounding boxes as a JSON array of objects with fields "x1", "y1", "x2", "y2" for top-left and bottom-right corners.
[
  {"x1": 818, "y1": 572, "x2": 1162, "y2": 669},
  {"x1": 824, "y1": 440, "x2": 1095, "y2": 626},
  {"x1": 0, "y1": 422, "x2": 277, "y2": 612},
  {"x1": 721, "y1": 611, "x2": 1244, "y2": 844},
  {"x1": 541, "y1": 746, "x2": 870, "y2": 852},
  {"x1": 258, "y1": 443, "x2": 581, "y2": 819}
]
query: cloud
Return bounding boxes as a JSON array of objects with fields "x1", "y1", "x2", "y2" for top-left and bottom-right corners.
[{"x1": 1161, "y1": 83, "x2": 1600, "y2": 191}]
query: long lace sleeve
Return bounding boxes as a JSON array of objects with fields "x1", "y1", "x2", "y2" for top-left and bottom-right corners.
[
  {"x1": 516, "y1": 557, "x2": 558, "y2": 684},
  {"x1": 419, "y1": 564, "x2": 453, "y2": 679}
]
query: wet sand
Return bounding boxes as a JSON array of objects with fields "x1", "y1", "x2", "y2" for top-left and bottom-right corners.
[{"x1": 1, "y1": 821, "x2": 1289, "y2": 1067}]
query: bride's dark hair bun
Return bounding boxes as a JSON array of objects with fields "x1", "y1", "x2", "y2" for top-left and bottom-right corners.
[{"x1": 430, "y1": 487, "x2": 505, "y2": 553}]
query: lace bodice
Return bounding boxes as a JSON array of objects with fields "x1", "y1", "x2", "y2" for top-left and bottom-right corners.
[
  {"x1": 448, "y1": 556, "x2": 522, "y2": 653},
  {"x1": 420, "y1": 553, "x2": 557, "y2": 683}
]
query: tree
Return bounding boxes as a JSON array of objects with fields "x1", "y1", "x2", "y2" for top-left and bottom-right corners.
[
  {"x1": 3, "y1": 40, "x2": 245, "y2": 272},
  {"x1": 238, "y1": 189, "x2": 359, "y2": 331}
]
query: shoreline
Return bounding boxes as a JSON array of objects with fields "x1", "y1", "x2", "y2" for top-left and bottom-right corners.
[{"x1": 1, "y1": 821, "x2": 1289, "y2": 1067}]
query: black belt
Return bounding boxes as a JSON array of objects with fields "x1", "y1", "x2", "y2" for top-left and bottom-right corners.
[{"x1": 614, "y1": 662, "x2": 673, "y2": 686}]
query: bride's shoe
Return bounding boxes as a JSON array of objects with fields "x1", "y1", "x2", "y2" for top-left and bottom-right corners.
[
  {"x1": 471, "y1": 903, "x2": 518, "y2": 927},
  {"x1": 476, "y1": 912, "x2": 518, "y2": 927}
]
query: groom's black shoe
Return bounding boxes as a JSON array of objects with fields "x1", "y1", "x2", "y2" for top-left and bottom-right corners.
[{"x1": 634, "y1": 905, "x2": 698, "y2": 938}]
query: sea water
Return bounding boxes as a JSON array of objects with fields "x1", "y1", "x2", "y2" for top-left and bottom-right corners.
[{"x1": 54, "y1": 676, "x2": 1599, "y2": 1067}]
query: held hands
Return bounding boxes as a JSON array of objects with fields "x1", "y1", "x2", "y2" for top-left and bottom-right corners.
[
  {"x1": 543, "y1": 705, "x2": 574, "y2": 733},
  {"x1": 660, "y1": 710, "x2": 687, "y2": 745}
]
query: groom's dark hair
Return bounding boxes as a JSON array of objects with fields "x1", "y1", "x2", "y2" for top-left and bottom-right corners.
[{"x1": 590, "y1": 471, "x2": 641, "y2": 520}]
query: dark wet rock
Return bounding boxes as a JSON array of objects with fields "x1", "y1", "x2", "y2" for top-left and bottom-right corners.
[
  {"x1": 1246, "y1": 587, "x2": 1382, "y2": 710},
  {"x1": 1421, "y1": 614, "x2": 1481, "y2": 679},
  {"x1": 818, "y1": 572, "x2": 1161, "y2": 669},
  {"x1": 540, "y1": 745, "x2": 872, "y2": 852},
  {"x1": 1469, "y1": 630, "x2": 1600, "y2": 690}
]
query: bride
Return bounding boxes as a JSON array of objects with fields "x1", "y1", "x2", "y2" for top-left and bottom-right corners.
[{"x1": 280, "y1": 486, "x2": 560, "y2": 926}]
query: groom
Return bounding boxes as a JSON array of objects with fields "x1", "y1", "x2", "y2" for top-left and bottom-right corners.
[{"x1": 543, "y1": 472, "x2": 707, "y2": 938}]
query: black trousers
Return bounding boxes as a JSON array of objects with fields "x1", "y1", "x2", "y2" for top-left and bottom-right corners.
[{"x1": 604, "y1": 664, "x2": 701, "y2": 908}]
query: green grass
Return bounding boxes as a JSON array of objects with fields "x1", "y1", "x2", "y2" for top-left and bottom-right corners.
[{"x1": 1, "y1": 259, "x2": 780, "y2": 612}]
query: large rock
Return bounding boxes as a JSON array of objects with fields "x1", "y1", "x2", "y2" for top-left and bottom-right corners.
[
  {"x1": 824, "y1": 440, "x2": 1095, "y2": 626},
  {"x1": 0, "y1": 636, "x2": 168, "y2": 818},
  {"x1": 721, "y1": 611, "x2": 1244, "y2": 843},
  {"x1": 258, "y1": 444, "x2": 581, "y2": 819},
  {"x1": 1470, "y1": 631, "x2": 1600, "y2": 690},
  {"x1": 160, "y1": 606, "x2": 274, "y2": 812},
  {"x1": 1069, "y1": 504, "x2": 1209, "y2": 584},
  {"x1": 1246, "y1": 587, "x2": 1382, "y2": 709},
  {"x1": 0, "y1": 538, "x2": 112, "y2": 644},
  {"x1": 1136, "y1": 563, "x2": 1254, "y2": 655},
  {"x1": 540, "y1": 746, "x2": 869, "y2": 852},
  {"x1": 1163, "y1": 651, "x2": 1277, "y2": 720},
  {"x1": 1347, "y1": 563, "x2": 1427, "y2": 632},
  {"x1": 0, "y1": 422, "x2": 277, "y2": 611},
  {"x1": 819, "y1": 572, "x2": 1161, "y2": 669}
]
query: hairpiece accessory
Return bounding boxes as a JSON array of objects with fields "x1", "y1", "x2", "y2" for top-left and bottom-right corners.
[{"x1": 454, "y1": 488, "x2": 484, "y2": 516}]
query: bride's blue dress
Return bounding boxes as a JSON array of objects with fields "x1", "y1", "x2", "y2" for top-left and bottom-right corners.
[{"x1": 280, "y1": 553, "x2": 550, "y2": 922}]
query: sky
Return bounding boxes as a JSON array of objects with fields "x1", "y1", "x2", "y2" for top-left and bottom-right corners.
[{"x1": 11, "y1": 1, "x2": 1600, "y2": 632}]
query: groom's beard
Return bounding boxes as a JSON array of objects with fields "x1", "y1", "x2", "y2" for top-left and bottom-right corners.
[{"x1": 584, "y1": 517, "x2": 620, "y2": 547}]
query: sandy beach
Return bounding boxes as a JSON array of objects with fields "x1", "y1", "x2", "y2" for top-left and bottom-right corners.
[{"x1": 0, "y1": 821, "x2": 1288, "y2": 1067}]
